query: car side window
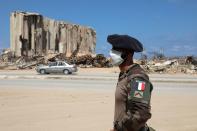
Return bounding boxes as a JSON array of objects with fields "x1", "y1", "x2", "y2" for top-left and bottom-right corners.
[
  {"x1": 49, "y1": 62, "x2": 56, "y2": 66},
  {"x1": 58, "y1": 62, "x2": 65, "y2": 66}
]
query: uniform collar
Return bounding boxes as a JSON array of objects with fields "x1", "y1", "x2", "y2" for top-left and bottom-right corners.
[
  {"x1": 125, "y1": 63, "x2": 139, "y2": 73},
  {"x1": 118, "y1": 63, "x2": 139, "y2": 80}
]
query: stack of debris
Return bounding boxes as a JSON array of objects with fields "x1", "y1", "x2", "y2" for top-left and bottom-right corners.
[
  {"x1": 0, "y1": 48, "x2": 112, "y2": 70},
  {"x1": 67, "y1": 54, "x2": 112, "y2": 68},
  {"x1": 0, "y1": 48, "x2": 196, "y2": 74},
  {"x1": 139, "y1": 56, "x2": 197, "y2": 74},
  {"x1": 0, "y1": 49, "x2": 45, "y2": 70}
]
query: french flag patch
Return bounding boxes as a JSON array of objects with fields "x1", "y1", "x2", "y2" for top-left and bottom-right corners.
[{"x1": 137, "y1": 81, "x2": 146, "y2": 91}]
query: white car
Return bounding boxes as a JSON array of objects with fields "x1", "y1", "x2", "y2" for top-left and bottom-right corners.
[{"x1": 36, "y1": 61, "x2": 78, "y2": 75}]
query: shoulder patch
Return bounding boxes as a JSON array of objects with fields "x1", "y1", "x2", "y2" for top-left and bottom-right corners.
[
  {"x1": 133, "y1": 80, "x2": 146, "y2": 91},
  {"x1": 128, "y1": 78, "x2": 152, "y2": 104},
  {"x1": 134, "y1": 91, "x2": 143, "y2": 98}
]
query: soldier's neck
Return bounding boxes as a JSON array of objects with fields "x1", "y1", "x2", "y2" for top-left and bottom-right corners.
[
  {"x1": 119, "y1": 54, "x2": 134, "y2": 72},
  {"x1": 119, "y1": 61, "x2": 133, "y2": 72}
]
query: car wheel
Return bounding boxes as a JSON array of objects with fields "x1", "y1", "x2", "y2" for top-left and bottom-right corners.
[
  {"x1": 40, "y1": 69, "x2": 46, "y2": 74},
  {"x1": 63, "y1": 69, "x2": 69, "y2": 75}
]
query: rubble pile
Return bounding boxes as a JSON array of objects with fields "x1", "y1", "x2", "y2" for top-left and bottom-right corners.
[
  {"x1": 0, "y1": 48, "x2": 196, "y2": 74},
  {"x1": 0, "y1": 49, "x2": 45, "y2": 70},
  {"x1": 0, "y1": 49, "x2": 112, "y2": 69},
  {"x1": 67, "y1": 54, "x2": 112, "y2": 68},
  {"x1": 139, "y1": 56, "x2": 197, "y2": 74}
]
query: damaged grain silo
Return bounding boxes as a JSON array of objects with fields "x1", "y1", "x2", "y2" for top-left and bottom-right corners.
[{"x1": 10, "y1": 11, "x2": 96, "y2": 57}]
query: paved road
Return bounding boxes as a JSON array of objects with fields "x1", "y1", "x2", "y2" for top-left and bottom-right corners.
[
  {"x1": 0, "y1": 79, "x2": 115, "y2": 90},
  {"x1": 0, "y1": 78, "x2": 196, "y2": 91},
  {"x1": 0, "y1": 70, "x2": 197, "y2": 83}
]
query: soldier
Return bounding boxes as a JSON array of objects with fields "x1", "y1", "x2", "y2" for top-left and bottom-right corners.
[{"x1": 107, "y1": 34, "x2": 155, "y2": 131}]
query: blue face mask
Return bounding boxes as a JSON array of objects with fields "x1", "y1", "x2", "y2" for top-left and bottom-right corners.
[{"x1": 109, "y1": 49, "x2": 124, "y2": 66}]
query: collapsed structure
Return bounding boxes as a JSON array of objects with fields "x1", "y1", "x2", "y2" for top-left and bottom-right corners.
[
  {"x1": 1, "y1": 11, "x2": 196, "y2": 72},
  {"x1": 10, "y1": 11, "x2": 96, "y2": 57},
  {"x1": 0, "y1": 11, "x2": 111, "y2": 69}
]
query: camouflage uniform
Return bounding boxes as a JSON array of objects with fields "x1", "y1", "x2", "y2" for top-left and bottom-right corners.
[{"x1": 114, "y1": 64, "x2": 154, "y2": 131}]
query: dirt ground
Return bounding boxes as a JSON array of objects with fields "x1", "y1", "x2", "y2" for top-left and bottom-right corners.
[{"x1": 0, "y1": 70, "x2": 197, "y2": 131}]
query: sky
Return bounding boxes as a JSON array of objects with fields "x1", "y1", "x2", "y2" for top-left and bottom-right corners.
[{"x1": 0, "y1": 0, "x2": 197, "y2": 57}]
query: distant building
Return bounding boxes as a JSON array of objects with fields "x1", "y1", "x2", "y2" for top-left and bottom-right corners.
[{"x1": 10, "y1": 11, "x2": 96, "y2": 57}]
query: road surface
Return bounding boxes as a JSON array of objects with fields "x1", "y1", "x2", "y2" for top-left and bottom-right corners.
[{"x1": 0, "y1": 72, "x2": 197, "y2": 131}]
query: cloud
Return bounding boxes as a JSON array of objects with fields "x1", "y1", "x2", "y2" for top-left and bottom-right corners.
[
  {"x1": 96, "y1": 44, "x2": 111, "y2": 56},
  {"x1": 144, "y1": 33, "x2": 197, "y2": 56},
  {"x1": 167, "y1": 36, "x2": 197, "y2": 53},
  {"x1": 100, "y1": 45, "x2": 108, "y2": 50},
  {"x1": 171, "y1": 45, "x2": 196, "y2": 52},
  {"x1": 167, "y1": 0, "x2": 182, "y2": 2},
  {"x1": 166, "y1": 0, "x2": 192, "y2": 3},
  {"x1": 0, "y1": 41, "x2": 3, "y2": 49},
  {"x1": 169, "y1": 44, "x2": 197, "y2": 56}
]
